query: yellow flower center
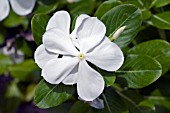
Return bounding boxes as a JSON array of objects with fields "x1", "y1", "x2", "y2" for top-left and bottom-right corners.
[{"x1": 78, "y1": 53, "x2": 85, "y2": 60}]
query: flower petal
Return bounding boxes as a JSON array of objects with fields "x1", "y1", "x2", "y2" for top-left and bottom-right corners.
[
  {"x1": 77, "y1": 17, "x2": 106, "y2": 53},
  {"x1": 70, "y1": 14, "x2": 89, "y2": 39},
  {"x1": 62, "y1": 65, "x2": 78, "y2": 85},
  {"x1": 86, "y1": 37, "x2": 124, "y2": 71},
  {"x1": 77, "y1": 60, "x2": 104, "y2": 101},
  {"x1": 43, "y1": 28, "x2": 79, "y2": 56},
  {"x1": 42, "y1": 57, "x2": 79, "y2": 84},
  {"x1": 9, "y1": 0, "x2": 36, "y2": 16},
  {"x1": 46, "y1": 11, "x2": 71, "y2": 35},
  {"x1": 0, "y1": 0, "x2": 10, "y2": 21},
  {"x1": 34, "y1": 44, "x2": 57, "y2": 69}
]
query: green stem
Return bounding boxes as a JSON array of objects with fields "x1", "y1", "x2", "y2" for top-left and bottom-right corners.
[
  {"x1": 102, "y1": 93, "x2": 112, "y2": 113},
  {"x1": 112, "y1": 85, "x2": 143, "y2": 113}
]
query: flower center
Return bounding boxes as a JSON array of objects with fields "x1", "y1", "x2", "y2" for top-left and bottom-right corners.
[{"x1": 78, "y1": 53, "x2": 85, "y2": 60}]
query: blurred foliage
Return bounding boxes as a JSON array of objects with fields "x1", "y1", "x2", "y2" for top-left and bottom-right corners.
[{"x1": 0, "y1": 0, "x2": 170, "y2": 113}]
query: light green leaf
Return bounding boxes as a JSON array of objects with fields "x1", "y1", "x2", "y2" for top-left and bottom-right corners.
[
  {"x1": 101, "y1": 4, "x2": 142, "y2": 48},
  {"x1": 154, "y1": 0, "x2": 170, "y2": 7},
  {"x1": 31, "y1": 14, "x2": 50, "y2": 45},
  {"x1": 128, "y1": 40, "x2": 170, "y2": 74},
  {"x1": 9, "y1": 60, "x2": 39, "y2": 81},
  {"x1": 34, "y1": 80, "x2": 75, "y2": 108},
  {"x1": 116, "y1": 55, "x2": 162, "y2": 88},
  {"x1": 0, "y1": 54, "x2": 13, "y2": 75},
  {"x1": 150, "y1": 11, "x2": 170, "y2": 30},
  {"x1": 94, "y1": 0, "x2": 121, "y2": 19}
]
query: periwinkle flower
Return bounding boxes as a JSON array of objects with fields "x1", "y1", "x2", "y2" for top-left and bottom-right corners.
[
  {"x1": 0, "y1": 0, "x2": 36, "y2": 21},
  {"x1": 34, "y1": 11, "x2": 124, "y2": 101}
]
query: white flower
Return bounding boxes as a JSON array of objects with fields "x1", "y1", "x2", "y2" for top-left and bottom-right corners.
[
  {"x1": 0, "y1": 0, "x2": 36, "y2": 21},
  {"x1": 34, "y1": 12, "x2": 124, "y2": 101},
  {"x1": 34, "y1": 11, "x2": 89, "y2": 68}
]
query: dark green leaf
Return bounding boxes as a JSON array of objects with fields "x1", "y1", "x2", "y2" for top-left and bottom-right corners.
[
  {"x1": 69, "y1": 101, "x2": 90, "y2": 113},
  {"x1": 150, "y1": 12, "x2": 170, "y2": 30},
  {"x1": 34, "y1": 79, "x2": 75, "y2": 108},
  {"x1": 68, "y1": 0, "x2": 96, "y2": 18},
  {"x1": 101, "y1": 4, "x2": 142, "y2": 48},
  {"x1": 116, "y1": 55, "x2": 162, "y2": 88},
  {"x1": 94, "y1": 0, "x2": 121, "y2": 19},
  {"x1": 31, "y1": 14, "x2": 50, "y2": 45},
  {"x1": 128, "y1": 39, "x2": 170, "y2": 74}
]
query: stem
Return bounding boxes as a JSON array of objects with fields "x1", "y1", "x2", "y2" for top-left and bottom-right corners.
[
  {"x1": 112, "y1": 85, "x2": 143, "y2": 113},
  {"x1": 102, "y1": 93, "x2": 112, "y2": 113}
]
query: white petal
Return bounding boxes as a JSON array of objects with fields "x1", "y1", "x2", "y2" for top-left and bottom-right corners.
[
  {"x1": 0, "y1": 0, "x2": 10, "y2": 21},
  {"x1": 86, "y1": 37, "x2": 124, "y2": 71},
  {"x1": 9, "y1": 0, "x2": 36, "y2": 16},
  {"x1": 77, "y1": 17, "x2": 106, "y2": 53},
  {"x1": 34, "y1": 44, "x2": 57, "y2": 69},
  {"x1": 70, "y1": 14, "x2": 90, "y2": 39},
  {"x1": 43, "y1": 28, "x2": 79, "y2": 56},
  {"x1": 77, "y1": 60, "x2": 104, "y2": 101},
  {"x1": 62, "y1": 65, "x2": 78, "y2": 85},
  {"x1": 46, "y1": 11, "x2": 71, "y2": 35},
  {"x1": 42, "y1": 57, "x2": 79, "y2": 84}
]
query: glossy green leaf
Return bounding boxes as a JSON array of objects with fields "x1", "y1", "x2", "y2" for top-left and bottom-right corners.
[
  {"x1": 116, "y1": 55, "x2": 162, "y2": 88},
  {"x1": 9, "y1": 60, "x2": 39, "y2": 81},
  {"x1": 94, "y1": 0, "x2": 121, "y2": 19},
  {"x1": 150, "y1": 12, "x2": 170, "y2": 30},
  {"x1": 34, "y1": 80, "x2": 75, "y2": 108},
  {"x1": 154, "y1": 0, "x2": 170, "y2": 7},
  {"x1": 31, "y1": 14, "x2": 50, "y2": 45},
  {"x1": 0, "y1": 54, "x2": 13, "y2": 75},
  {"x1": 101, "y1": 4, "x2": 142, "y2": 48},
  {"x1": 128, "y1": 40, "x2": 170, "y2": 74}
]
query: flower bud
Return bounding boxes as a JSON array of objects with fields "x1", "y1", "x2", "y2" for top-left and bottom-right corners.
[{"x1": 111, "y1": 26, "x2": 126, "y2": 41}]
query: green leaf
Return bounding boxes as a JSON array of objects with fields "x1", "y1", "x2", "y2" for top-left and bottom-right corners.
[
  {"x1": 150, "y1": 11, "x2": 170, "y2": 30},
  {"x1": 116, "y1": 55, "x2": 162, "y2": 88},
  {"x1": 98, "y1": 69, "x2": 116, "y2": 87},
  {"x1": 31, "y1": 14, "x2": 50, "y2": 45},
  {"x1": 68, "y1": 0, "x2": 96, "y2": 18},
  {"x1": 9, "y1": 60, "x2": 39, "y2": 81},
  {"x1": 3, "y1": 11, "x2": 28, "y2": 28},
  {"x1": 35, "y1": 3, "x2": 58, "y2": 14},
  {"x1": 69, "y1": 101, "x2": 90, "y2": 113},
  {"x1": 94, "y1": 0, "x2": 121, "y2": 19},
  {"x1": 101, "y1": 4, "x2": 142, "y2": 48},
  {"x1": 88, "y1": 88, "x2": 127, "y2": 113},
  {"x1": 128, "y1": 40, "x2": 170, "y2": 74},
  {"x1": 154, "y1": 0, "x2": 170, "y2": 7},
  {"x1": 34, "y1": 80, "x2": 75, "y2": 108},
  {"x1": 0, "y1": 54, "x2": 13, "y2": 75}
]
